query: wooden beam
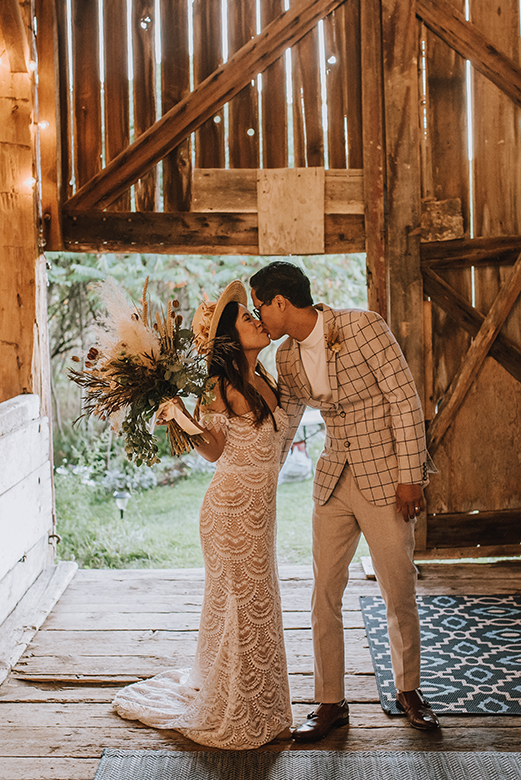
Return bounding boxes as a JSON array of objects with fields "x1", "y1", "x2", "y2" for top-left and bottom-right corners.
[
  {"x1": 60, "y1": 211, "x2": 364, "y2": 255},
  {"x1": 416, "y1": 0, "x2": 521, "y2": 109},
  {"x1": 189, "y1": 168, "x2": 363, "y2": 214},
  {"x1": 426, "y1": 508, "x2": 521, "y2": 548},
  {"x1": 423, "y1": 267, "x2": 521, "y2": 385},
  {"x1": 381, "y1": 0, "x2": 423, "y2": 390},
  {"x1": 64, "y1": 0, "x2": 347, "y2": 212},
  {"x1": 35, "y1": 0, "x2": 61, "y2": 249},
  {"x1": 422, "y1": 235, "x2": 521, "y2": 269},
  {"x1": 1, "y1": 0, "x2": 28, "y2": 72},
  {"x1": 427, "y1": 253, "x2": 521, "y2": 454},
  {"x1": 360, "y1": 0, "x2": 388, "y2": 321}
]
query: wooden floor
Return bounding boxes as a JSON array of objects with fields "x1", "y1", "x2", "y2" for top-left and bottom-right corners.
[{"x1": 1, "y1": 560, "x2": 521, "y2": 780}]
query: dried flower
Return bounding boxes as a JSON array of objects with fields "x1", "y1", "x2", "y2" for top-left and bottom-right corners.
[
  {"x1": 68, "y1": 278, "x2": 213, "y2": 465},
  {"x1": 326, "y1": 322, "x2": 342, "y2": 354}
]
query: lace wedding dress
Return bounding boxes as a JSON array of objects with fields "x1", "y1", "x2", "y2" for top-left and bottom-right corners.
[{"x1": 113, "y1": 407, "x2": 292, "y2": 749}]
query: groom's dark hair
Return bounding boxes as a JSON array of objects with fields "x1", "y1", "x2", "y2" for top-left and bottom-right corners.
[{"x1": 250, "y1": 261, "x2": 314, "y2": 308}]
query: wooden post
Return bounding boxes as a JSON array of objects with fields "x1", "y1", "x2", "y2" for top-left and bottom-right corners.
[
  {"x1": 381, "y1": 0, "x2": 424, "y2": 395},
  {"x1": 0, "y1": 18, "x2": 43, "y2": 404},
  {"x1": 360, "y1": 0, "x2": 388, "y2": 321}
]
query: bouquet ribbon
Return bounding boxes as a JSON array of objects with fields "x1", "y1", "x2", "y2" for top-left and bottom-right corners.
[{"x1": 157, "y1": 400, "x2": 202, "y2": 436}]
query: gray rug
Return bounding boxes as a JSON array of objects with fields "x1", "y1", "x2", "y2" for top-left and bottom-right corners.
[{"x1": 94, "y1": 749, "x2": 521, "y2": 780}]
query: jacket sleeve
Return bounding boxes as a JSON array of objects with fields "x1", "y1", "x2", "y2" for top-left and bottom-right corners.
[{"x1": 353, "y1": 310, "x2": 428, "y2": 486}]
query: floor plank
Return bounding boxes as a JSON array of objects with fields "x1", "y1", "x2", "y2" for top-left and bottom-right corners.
[{"x1": 1, "y1": 561, "x2": 520, "y2": 780}]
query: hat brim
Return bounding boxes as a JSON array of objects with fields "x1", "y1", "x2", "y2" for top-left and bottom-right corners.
[{"x1": 207, "y1": 280, "x2": 248, "y2": 359}]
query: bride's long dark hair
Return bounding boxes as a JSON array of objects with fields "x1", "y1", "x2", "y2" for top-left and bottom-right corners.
[{"x1": 207, "y1": 301, "x2": 279, "y2": 428}]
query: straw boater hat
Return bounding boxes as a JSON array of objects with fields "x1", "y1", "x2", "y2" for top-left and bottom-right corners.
[{"x1": 192, "y1": 280, "x2": 247, "y2": 360}]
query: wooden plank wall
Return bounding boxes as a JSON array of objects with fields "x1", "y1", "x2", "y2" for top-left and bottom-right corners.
[
  {"x1": 0, "y1": 395, "x2": 54, "y2": 628},
  {"x1": 42, "y1": 0, "x2": 365, "y2": 219},
  {"x1": 422, "y1": 0, "x2": 521, "y2": 550}
]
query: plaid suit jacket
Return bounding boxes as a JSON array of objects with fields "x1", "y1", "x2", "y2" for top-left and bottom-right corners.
[{"x1": 276, "y1": 305, "x2": 429, "y2": 507}]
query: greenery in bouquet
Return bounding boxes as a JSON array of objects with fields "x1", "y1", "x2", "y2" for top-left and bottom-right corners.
[{"x1": 68, "y1": 277, "x2": 214, "y2": 465}]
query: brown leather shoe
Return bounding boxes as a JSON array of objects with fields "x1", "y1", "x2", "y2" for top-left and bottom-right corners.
[
  {"x1": 292, "y1": 700, "x2": 350, "y2": 743},
  {"x1": 396, "y1": 689, "x2": 440, "y2": 730}
]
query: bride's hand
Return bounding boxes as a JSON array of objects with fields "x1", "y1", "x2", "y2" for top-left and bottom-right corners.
[{"x1": 156, "y1": 397, "x2": 187, "y2": 425}]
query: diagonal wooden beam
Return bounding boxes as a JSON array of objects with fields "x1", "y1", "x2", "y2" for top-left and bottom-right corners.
[
  {"x1": 417, "y1": 0, "x2": 521, "y2": 109},
  {"x1": 64, "y1": 0, "x2": 346, "y2": 212},
  {"x1": 423, "y1": 267, "x2": 521, "y2": 384},
  {"x1": 427, "y1": 253, "x2": 521, "y2": 454}
]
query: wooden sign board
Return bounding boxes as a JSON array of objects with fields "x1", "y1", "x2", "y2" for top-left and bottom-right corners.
[{"x1": 257, "y1": 168, "x2": 325, "y2": 255}]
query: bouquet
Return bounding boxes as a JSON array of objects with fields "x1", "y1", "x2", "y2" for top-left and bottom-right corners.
[{"x1": 68, "y1": 278, "x2": 214, "y2": 465}]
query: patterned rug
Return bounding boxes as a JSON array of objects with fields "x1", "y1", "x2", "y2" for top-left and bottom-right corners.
[
  {"x1": 94, "y1": 749, "x2": 521, "y2": 780},
  {"x1": 360, "y1": 594, "x2": 521, "y2": 715}
]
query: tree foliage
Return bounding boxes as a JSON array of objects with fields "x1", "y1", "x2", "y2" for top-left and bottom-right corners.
[{"x1": 47, "y1": 251, "x2": 368, "y2": 441}]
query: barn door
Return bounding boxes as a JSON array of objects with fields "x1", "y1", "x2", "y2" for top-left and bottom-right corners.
[{"x1": 414, "y1": 0, "x2": 521, "y2": 558}]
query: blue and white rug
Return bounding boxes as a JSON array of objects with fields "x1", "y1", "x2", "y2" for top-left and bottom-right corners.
[{"x1": 360, "y1": 594, "x2": 521, "y2": 715}]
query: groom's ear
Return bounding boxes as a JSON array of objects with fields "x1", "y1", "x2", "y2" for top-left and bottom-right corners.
[{"x1": 273, "y1": 294, "x2": 287, "y2": 310}]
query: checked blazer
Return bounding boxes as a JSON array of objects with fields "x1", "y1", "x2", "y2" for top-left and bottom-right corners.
[{"x1": 276, "y1": 304, "x2": 429, "y2": 507}]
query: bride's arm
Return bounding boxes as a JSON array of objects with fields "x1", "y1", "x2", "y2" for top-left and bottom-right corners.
[{"x1": 157, "y1": 391, "x2": 228, "y2": 463}]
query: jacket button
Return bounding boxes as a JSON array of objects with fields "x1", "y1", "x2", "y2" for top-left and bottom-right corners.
[
  {"x1": 339, "y1": 411, "x2": 346, "y2": 418},
  {"x1": 344, "y1": 440, "x2": 350, "y2": 448}
]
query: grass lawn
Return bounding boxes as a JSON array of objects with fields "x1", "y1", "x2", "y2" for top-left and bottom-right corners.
[{"x1": 55, "y1": 469, "x2": 370, "y2": 569}]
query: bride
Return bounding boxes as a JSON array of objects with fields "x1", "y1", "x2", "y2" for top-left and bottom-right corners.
[{"x1": 113, "y1": 281, "x2": 293, "y2": 749}]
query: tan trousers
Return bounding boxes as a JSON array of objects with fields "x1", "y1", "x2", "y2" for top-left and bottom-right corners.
[{"x1": 311, "y1": 465, "x2": 421, "y2": 702}]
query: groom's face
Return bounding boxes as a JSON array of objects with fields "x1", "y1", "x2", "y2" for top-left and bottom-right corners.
[{"x1": 251, "y1": 290, "x2": 287, "y2": 341}]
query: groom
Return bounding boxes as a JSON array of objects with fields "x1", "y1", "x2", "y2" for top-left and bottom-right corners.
[{"x1": 250, "y1": 262, "x2": 439, "y2": 741}]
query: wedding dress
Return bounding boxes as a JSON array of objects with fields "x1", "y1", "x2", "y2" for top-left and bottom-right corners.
[{"x1": 113, "y1": 407, "x2": 292, "y2": 749}]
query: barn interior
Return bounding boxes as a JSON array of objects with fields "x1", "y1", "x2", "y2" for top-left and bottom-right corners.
[{"x1": 1, "y1": 0, "x2": 520, "y2": 777}]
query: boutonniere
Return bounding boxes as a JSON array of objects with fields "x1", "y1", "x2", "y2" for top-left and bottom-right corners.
[{"x1": 326, "y1": 323, "x2": 342, "y2": 354}]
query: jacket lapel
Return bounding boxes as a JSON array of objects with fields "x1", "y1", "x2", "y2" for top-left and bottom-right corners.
[{"x1": 287, "y1": 338, "x2": 313, "y2": 402}]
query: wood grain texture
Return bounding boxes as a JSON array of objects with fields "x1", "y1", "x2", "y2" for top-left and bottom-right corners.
[
  {"x1": 2, "y1": 562, "x2": 521, "y2": 780},
  {"x1": 343, "y1": 0, "x2": 363, "y2": 168},
  {"x1": 103, "y1": 0, "x2": 130, "y2": 211},
  {"x1": 34, "y1": 0, "x2": 64, "y2": 248},
  {"x1": 65, "y1": 0, "x2": 346, "y2": 211},
  {"x1": 427, "y1": 252, "x2": 521, "y2": 454},
  {"x1": 160, "y1": 0, "x2": 191, "y2": 211},
  {"x1": 360, "y1": 0, "x2": 387, "y2": 320},
  {"x1": 416, "y1": 0, "x2": 521, "y2": 109},
  {"x1": 131, "y1": 0, "x2": 158, "y2": 211},
  {"x1": 381, "y1": 0, "x2": 423, "y2": 387},
  {"x1": 422, "y1": 267, "x2": 521, "y2": 384},
  {"x1": 323, "y1": 6, "x2": 348, "y2": 168},
  {"x1": 426, "y1": 356, "x2": 521, "y2": 515},
  {"x1": 421, "y1": 235, "x2": 521, "y2": 268},
  {"x1": 291, "y1": 26, "x2": 324, "y2": 166},
  {"x1": 70, "y1": 0, "x2": 101, "y2": 188},
  {"x1": 192, "y1": 0, "x2": 225, "y2": 167},
  {"x1": 260, "y1": 0, "x2": 288, "y2": 168},
  {"x1": 61, "y1": 210, "x2": 364, "y2": 255},
  {"x1": 258, "y1": 168, "x2": 325, "y2": 254},
  {"x1": 0, "y1": 53, "x2": 38, "y2": 402},
  {"x1": 191, "y1": 168, "x2": 363, "y2": 213},
  {"x1": 228, "y1": 0, "x2": 259, "y2": 168},
  {"x1": 0, "y1": 0, "x2": 29, "y2": 72}
]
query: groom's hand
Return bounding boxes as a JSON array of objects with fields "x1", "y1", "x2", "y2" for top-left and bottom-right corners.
[{"x1": 396, "y1": 484, "x2": 425, "y2": 523}]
